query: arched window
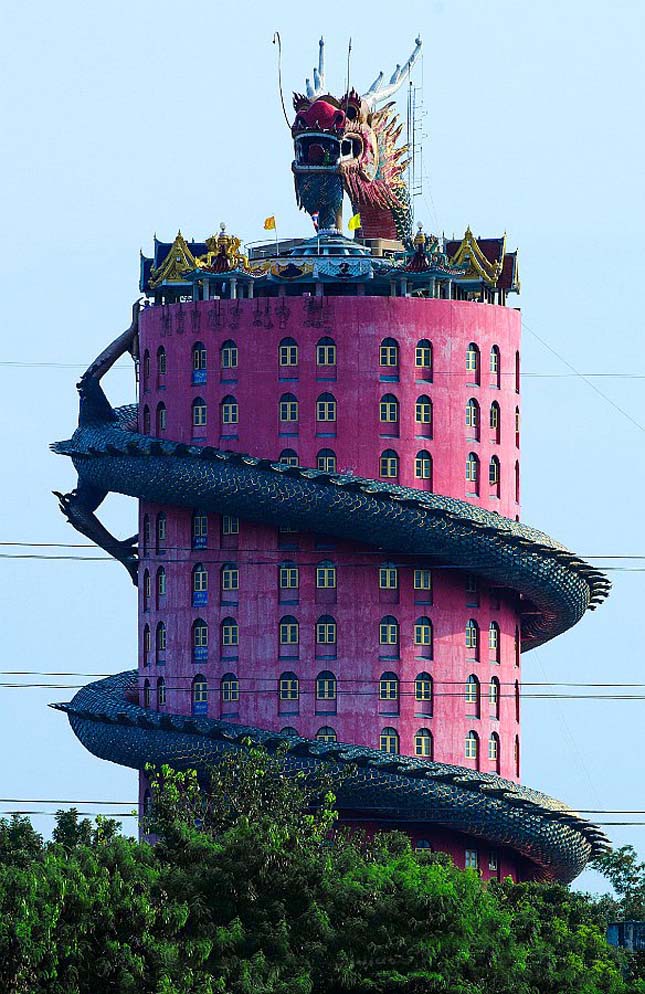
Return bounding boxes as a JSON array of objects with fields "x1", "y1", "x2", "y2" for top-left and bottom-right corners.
[
  {"x1": 316, "y1": 671, "x2": 337, "y2": 701},
  {"x1": 380, "y1": 726, "x2": 399, "y2": 754},
  {"x1": 515, "y1": 680, "x2": 520, "y2": 723},
  {"x1": 415, "y1": 672, "x2": 433, "y2": 714},
  {"x1": 465, "y1": 730, "x2": 479, "y2": 762},
  {"x1": 488, "y1": 622, "x2": 500, "y2": 662},
  {"x1": 192, "y1": 342, "x2": 207, "y2": 383},
  {"x1": 316, "y1": 726, "x2": 337, "y2": 743},
  {"x1": 192, "y1": 674, "x2": 208, "y2": 714},
  {"x1": 465, "y1": 675, "x2": 481, "y2": 716},
  {"x1": 379, "y1": 393, "x2": 399, "y2": 424},
  {"x1": 156, "y1": 567, "x2": 166, "y2": 603},
  {"x1": 489, "y1": 345, "x2": 501, "y2": 388},
  {"x1": 465, "y1": 398, "x2": 480, "y2": 440},
  {"x1": 379, "y1": 563, "x2": 398, "y2": 589},
  {"x1": 279, "y1": 448, "x2": 299, "y2": 466},
  {"x1": 157, "y1": 676, "x2": 166, "y2": 708},
  {"x1": 415, "y1": 450, "x2": 432, "y2": 485},
  {"x1": 192, "y1": 619, "x2": 208, "y2": 660},
  {"x1": 220, "y1": 339, "x2": 238, "y2": 370},
  {"x1": 415, "y1": 339, "x2": 432, "y2": 376},
  {"x1": 380, "y1": 449, "x2": 399, "y2": 479},
  {"x1": 156, "y1": 402, "x2": 167, "y2": 434},
  {"x1": 515, "y1": 460, "x2": 520, "y2": 504},
  {"x1": 315, "y1": 615, "x2": 337, "y2": 644},
  {"x1": 515, "y1": 626, "x2": 521, "y2": 667},
  {"x1": 279, "y1": 671, "x2": 299, "y2": 700},
  {"x1": 466, "y1": 342, "x2": 480, "y2": 384},
  {"x1": 143, "y1": 569, "x2": 151, "y2": 611},
  {"x1": 279, "y1": 392, "x2": 299, "y2": 423},
  {"x1": 316, "y1": 561, "x2": 336, "y2": 588},
  {"x1": 415, "y1": 839, "x2": 432, "y2": 853},
  {"x1": 466, "y1": 453, "x2": 480, "y2": 495},
  {"x1": 192, "y1": 563, "x2": 208, "y2": 606},
  {"x1": 156, "y1": 346, "x2": 166, "y2": 382},
  {"x1": 490, "y1": 401, "x2": 501, "y2": 444},
  {"x1": 155, "y1": 621, "x2": 166, "y2": 663},
  {"x1": 515, "y1": 350, "x2": 520, "y2": 393},
  {"x1": 489, "y1": 456, "x2": 501, "y2": 497},
  {"x1": 489, "y1": 677, "x2": 500, "y2": 719},
  {"x1": 221, "y1": 395, "x2": 238, "y2": 426},
  {"x1": 515, "y1": 735, "x2": 520, "y2": 777},
  {"x1": 414, "y1": 616, "x2": 433, "y2": 653},
  {"x1": 317, "y1": 448, "x2": 336, "y2": 473},
  {"x1": 142, "y1": 350, "x2": 150, "y2": 391},
  {"x1": 488, "y1": 732, "x2": 500, "y2": 770},
  {"x1": 281, "y1": 726, "x2": 299, "y2": 737},
  {"x1": 316, "y1": 336, "x2": 336, "y2": 367},
  {"x1": 221, "y1": 563, "x2": 239, "y2": 592},
  {"x1": 279, "y1": 337, "x2": 298, "y2": 367},
  {"x1": 143, "y1": 678, "x2": 151, "y2": 708},
  {"x1": 379, "y1": 616, "x2": 399, "y2": 646},
  {"x1": 279, "y1": 615, "x2": 299, "y2": 645},
  {"x1": 465, "y1": 619, "x2": 480, "y2": 659},
  {"x1": 143, "y1": 624, "x2": 151, "y2": 667},
  {"x1": 221, "y1": 672, "x2": 239, "y2": 703},
  {"x1": 415, "y1": 728, "x2": 433, "y2": 758},
  {"x1": 515, "y1": 406, "x2": 520, "y2": 448},
  {"x1": 142, "y1": 405, "x2": 151, "y2": 435},
  {"x1": 143, "y1": 514, "x2": 151, "y2": 555},
  {"x1": 379, "y1": 671, "x2": 399, "y2": 702},
  {"x1": 279, "y1": 561, "x2": 299, "y2": 590},
  {"x1": 316, "y1": 392, "x2": 337, "y2": 422},
  {"x1": 192, "y1": 511, "x2": 207, "y2": 549},
  {"x1": 192, "y1": 396, "x2": 207, "y2": 429},
  {"x1": 379, "y1": 337, "x2": 399, "y2": 368},
  {"x1": 415, "y1": 395, "x2": 432, "y2": 435},
  {"x1": 221, "y1": 617, "x2": 239, "y2": 646}
]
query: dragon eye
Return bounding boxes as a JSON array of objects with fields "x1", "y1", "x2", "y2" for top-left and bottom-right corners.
[{"x1": 346, "y1": 105, "x2": 358, "y2": 121}]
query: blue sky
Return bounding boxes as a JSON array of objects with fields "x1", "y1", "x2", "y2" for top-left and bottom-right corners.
[{"x1": 1, "y1": 0, "x2": 643, "y2": 893}]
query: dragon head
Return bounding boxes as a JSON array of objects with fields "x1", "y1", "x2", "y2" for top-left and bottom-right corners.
[{"x1": 291, "y1": 37, "x2": 421, "y2": 242}]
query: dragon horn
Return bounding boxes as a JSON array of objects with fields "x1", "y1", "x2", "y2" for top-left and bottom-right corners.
[
  {"x1": 362, "y1": 36, "x2": 422, "y2": 108},
  {"x1": 309, "y1": 36, "x2": 326, "y2": 98}
]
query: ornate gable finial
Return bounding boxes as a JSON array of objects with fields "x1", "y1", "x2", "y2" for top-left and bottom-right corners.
[
  {"x1": 449, "y1": 227, "x2": 502, "y2": 285},
  {"x1": 149, "y1": 231, "x2": 197, "y2": 288}
]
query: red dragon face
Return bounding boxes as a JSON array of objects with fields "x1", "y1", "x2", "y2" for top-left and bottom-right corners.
[{"x1": 292, "y1": 91, "x2": 379, "y2": 184}]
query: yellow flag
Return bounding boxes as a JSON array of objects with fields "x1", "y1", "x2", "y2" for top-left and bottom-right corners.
[
  {"x1": 264, "y1": 215, "x2": 276, "y2": 231},
  {"x1": 348, "y1": 213, "x2": 361, "y2": 231}
]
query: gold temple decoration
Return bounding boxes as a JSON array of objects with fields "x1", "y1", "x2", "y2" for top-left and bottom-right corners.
[
  {"x1": 195, "y1": 223, "x2": 247, "y2": 272},
  {"x1": 449, "y1": 226, "x2": 503, "y2": 285},
  {"x1": 149, "y1": 231, "x2": 197, "y2": 288}
]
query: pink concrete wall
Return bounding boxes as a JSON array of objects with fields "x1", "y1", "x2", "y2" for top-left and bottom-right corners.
[{"x1": 137, "y1": 296, "x2": 522, "y2": 781}]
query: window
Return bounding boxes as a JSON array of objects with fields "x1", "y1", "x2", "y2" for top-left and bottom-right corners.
[
  {"x1": 465, "y1": 399, "x2": 480, "y2": 440},
  {"x1": 156, "y1": 403, "x2": 167, "y2": 434},
  {"x1": 465, "y1": 848, "x2": 479, "y2": 870},
  {"x1": 156, "y1": 567, "x2": 166, "y2": 599},
  {"x1": 221, "y1": 672, "x2": 239, "y2": 703},
  {"x1": 466, "y1": 342, "x2": 480, "y2": 383},
  {"x1": 316, "y1": 561, "x2": 336, "y2": 588},
  {"x1": 489, "y1": 677, "x2": 500, "y2": 719},
  {"x1": 379, "y1": 564, "x2": 398, "y2": 589},
  {"x1": 415, "y1": 395, "x2": 432, "y2": 429},
  {"x1": 222, "y1": 515, "x2": 239, "y2": 535},
  {"x1": 192, "y1": 512, "x2": 208, "y2": 549},
  {"x1": 192, "y1": 342, "x2": 207, "y2": 383},
  {"x1": 515, "y1": 626, "x2": 521, "y2": 667},
  {"x1": 415, "y1": 339, "x2": 432, "y2": 372},
  {"x1": 192, "y1": 675, "x2": 208, "y2": 712},
  {"x1": 143, "y1": 515, "x2": 151, "y2": 555},
  {"x1": 281, "y1": 726, "x2": 299, "y2": 737},
  {"x1": 221, "y1": 340, "x2": 238, "y2": 370},
  {"x1": 380, "y1": 726, "x2": 399, "y2": 754},
  {"x1": 279, "y1": 393, "x2": 298, "y2": 423},
  {"x1": 515, "y1": 735, "x2": 520, "y2": 777},
  {"x1": 143, "y1": 678, "x2": 151, "y2": 708},
  {"x1": 415, "y1": 728, "x2": 433, "y2": 758},
  {"x1": 316, "y1": 392, "x2": 337, "y2": 422},
  {"x1": 143, "y1": 569, "x2": 151, "y2": 610},
  {"x1": 489, "y1": 456, "x2": 500, "y2": 495},
  {"x1": 415, "y1": 672, "x2": 433, "y2": 704},
  {"x1": 192, "y1": 397, "x2": 207, "y2": 428},
  {"x1": 414, "y1": 569, "x2": 432, "y2": 592},
  {"x1": 380, "y1": 449, "x2": 399, "y2": 478},
  {"x1": 415, "y1": 839, "x2": 432, "y2": 853},
  {"x1": 488, "y1": 852, "x2": 499, "y2": 872},
  {"x1": 488, "y1": 732, "x2": 500, "y2": 762},
  {"x1": 279, "y1": 671, "x2": 299, "y2": 700},
  {"x1": 489, "y1": 346, "x2": 501, "y2": 388},
  {"x1": 317, "y1": 448, "x2": 336, "y2": 473},
  {"x1": 515, "y1": 460, "x2": 520, "y2": 503},
  {"x1": 316, "y1": 616, "x2": 337, "y2": 644},
  {"x1": 515, "y1": 407, "x2": 520, "y2": 448},
  {"x1": 316, "y1": 671, "x2": 337, "y2": 700},
  {"x1": 221, "y1": 563, "x2": 239, "y2": 591},
  {"x1": 465, "y1": 675, "x2": 480, "y2": 715},
  {"x1": 490, "y1": 402, "x2": 501, "y2": 444},
  {"x1": 379, "y1": 671, "x2": 399, "y2": 701},
  {"x1": 192, "y1": 619, "x2": 208, "y2": 650},
  {"x1": 279, "y1": 616, "x2": 299, "y2": 645},
  {"x1": 465, "y1": 731, "x2": 479, "y2": 761},
  {"x1": 414, "y1": 616, "x2": 433, "y2": 648},
  {"x1": 316, "y1": 337, "x2": 336, "y2": 366},
  {"x1": 157, "y1": 346, "x2": 167, "y2": 379},
  {"x1": 221, "y1": 617, "x2": 239, "y2": 646},
  {"x1": 192, "y1": 563, "x2": 208, "y2": 605},
  {"x1": 279, "y1": 449, "x2": 299, "y2": 467},
  {"x1": 465, "y1": 619, "x2": 479, "y2": 658},
  {"x1": 415, "y1": 450, "x2": 432, "y2": 483},
  {"x1": 221, "y1": 396, "x2": 238, "y2": 425},
  {"x1": 515, "y1": 680, "x2": 520, "y2": 723},
  {"x1": 515, "y1": 350, "x2": 520, "y2": 393},
  {"x1": 155, "y1": 622, "x2": 166, "y2": 664},
  {"x1": 142, "y1": 405, "x2": 150, "y2": 435},
  {"x1": 143, "y1": 624, "x2": 151, "y2": 666},
  {"x1": 379, "y1": 338, "x2": 398, "y2": 367},
  {"x1": 143, "y1": 351, "x2": 150, "y2": 390},
  {"x1": 379, "y1": 616, "x2": 399, "y2": 645},
  {"x1": 488, "y1": 622, "x2": 500, "y2": 662},
  {"x1": 279, "y1": 337, "x2": 298, "y2": 367},
  {"x1": 157, "y1": 676, "x2": 166, "y2": 707},
  {"x1": 465, "y1": 574, "x2": 480, "y2": 606},
  {"x1": 316, "y1": 726, "x2": 337, "y2": 743},
  {"x1": 279, "y1": 562, "x2": 299, "y2": 589},
  {"x1": 379, "y1": 393, "x2": 399, "y2": 423},
  {"x1": 466, "y1": 453, "x2": 480, "y2": 494}
]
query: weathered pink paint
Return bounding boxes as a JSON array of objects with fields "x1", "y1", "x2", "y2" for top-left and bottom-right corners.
[{"x1": 137, "y1": 294, "x2": 527, "y2": 876}]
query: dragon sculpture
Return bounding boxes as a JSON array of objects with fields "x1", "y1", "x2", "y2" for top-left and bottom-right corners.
[{"x1": 292, "y1": 37, "x2": 421, "y2": 242}]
